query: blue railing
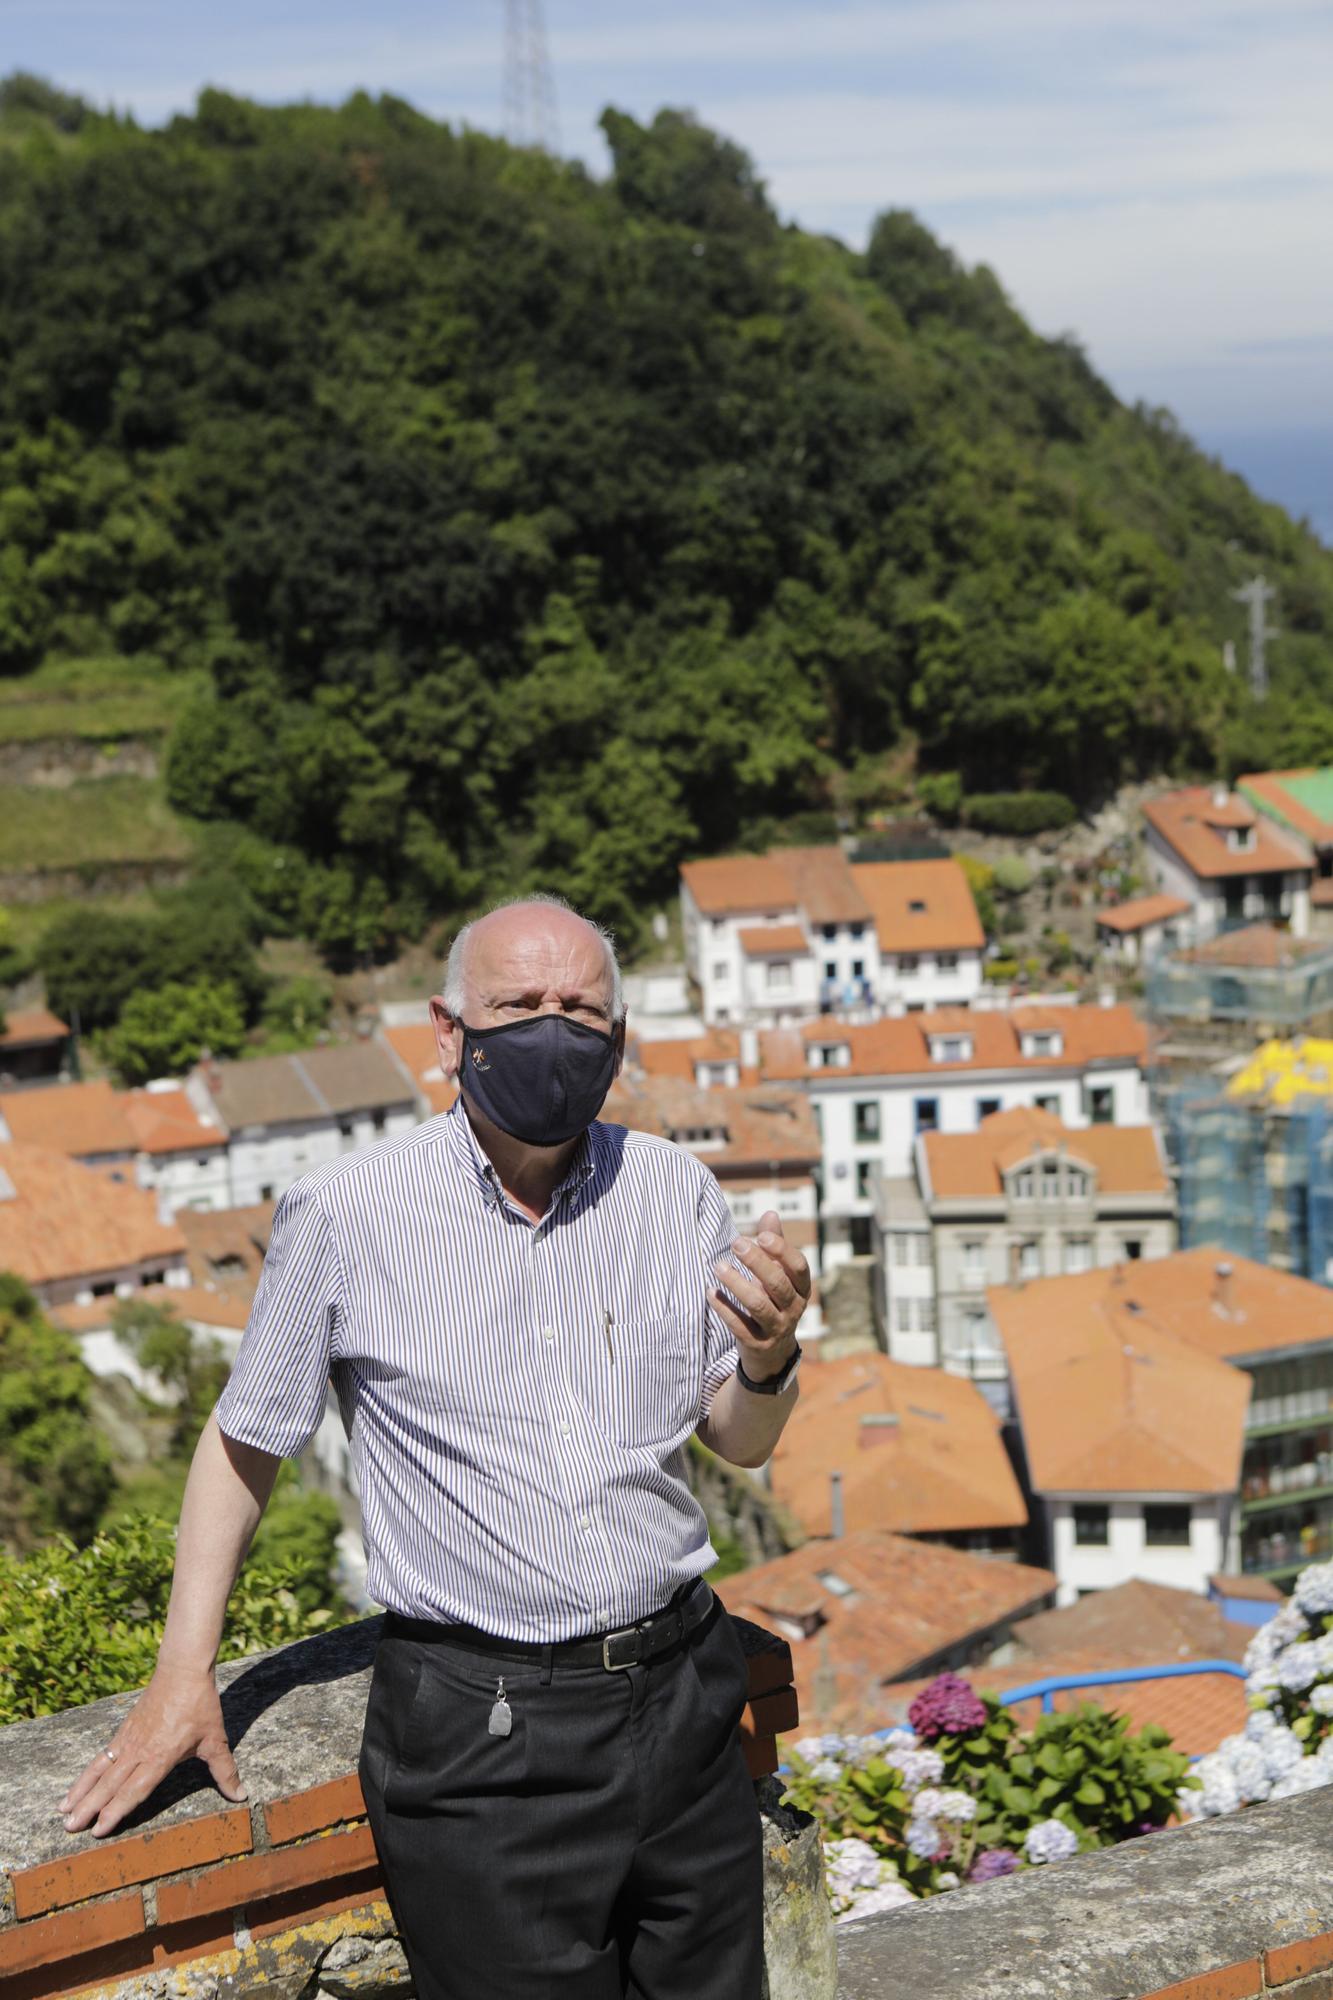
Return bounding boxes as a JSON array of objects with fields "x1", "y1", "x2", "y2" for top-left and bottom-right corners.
[{"x1": 995, "y1": 1659, "x2": 1249, "y2": 1715}]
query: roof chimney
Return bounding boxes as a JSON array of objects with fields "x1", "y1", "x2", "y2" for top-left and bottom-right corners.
[
  {"x1": 1212, "y1": 782, "x2": 1229, "y2": 809},
  {"x1": 829, "y1": 1469, "x2": 846, "y2": 1539},
  {"x1": 739, "y1": 1026, "x2": 760, "y2": 1070},
  {"x1": 1213, "y1": 1259, "x2": 1235, "y2": 1317},
  {"x1": 858, "y1": 1413, "x2": 900, "y2": 1450}
]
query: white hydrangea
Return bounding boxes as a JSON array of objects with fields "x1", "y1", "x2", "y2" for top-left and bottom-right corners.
[
  {"x1": 1309, "y1": 1683, "x2": 1333, "y2": 1716},
  {"x1": 905, "y1": 1815, "x2": 942, "y2": 1859},
  {"x1": 1277, "y1": 1642, "x2": 1323, "y2": 1692},
  {"x1": 935, "y1": 1871, "x2": 961, "y2": 1891},
  {"x1": 835, "y1": 1878, "x2": 916, "y2": 1925},
  {"x1": 1224, "y1": 1739, "x2": 1272, "y2": 1803},
  {"x1": 1024, "y1": 1819, "x2": 1079, "y2": 1864},
  {"x1": 935, "y1": 1790, "x2": 978, "y2": 1824},
  {"x1": 1315, "y1": 1634, "x2": 1333, "y2": 1673},
  {"x1": 1269, "y1": 1758, "x2": 1333, "y2": 1800},
  {"x1": 824, "y1": 1837, "x2": 884, "y2": 1896},
  {"x1": 1293, "y1": 1562, "x2": 1333, "y2": 1618},
  {"x1": 809, "y1": 1758, "x2": 843, "y2": 1784},
  {"x1": 1245, "y1": 1665, "x2": 1281, "y2": 1706},
  {"x1": 1261, "y1": 1726, "x2": 1306, "y2": 1780},
  {"x1": 1179, "y1": 1754, "x2": 1239, "y2": 1820},
  {"x1": 895, "y1": 1748, "x2": 946, "y2": 1791},
  {"x1": 879, "y1": 1727, "x2": 920, "y2": 1757},
  {"x1": 1245, "y1": 1709, "x2": 1279, "y2": 1740}
]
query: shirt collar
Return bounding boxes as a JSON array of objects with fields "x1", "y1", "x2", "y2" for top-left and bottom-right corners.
[{"x1": 445, "y1": 1097, "x2": 599, "y2": 1216}]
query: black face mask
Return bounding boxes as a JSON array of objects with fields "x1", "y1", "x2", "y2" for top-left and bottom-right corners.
[{"x1": 457, "y1": 1012, "x2": 620, "y2": 1147}]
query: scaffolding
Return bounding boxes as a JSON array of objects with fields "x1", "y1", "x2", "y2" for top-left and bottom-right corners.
[
  {"x1": 1146, "y1": 938, "x2": 1333, "y2": 1043},
  {"x1": 1163, "y1": 1042, "x2": 1333, "y2": 1287}
]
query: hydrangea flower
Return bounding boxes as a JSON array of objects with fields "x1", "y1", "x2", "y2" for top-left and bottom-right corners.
[
  {"x1": 1245, "y1": 1709, "x2": 1278, "y2": 1739},
  {"x1": 894, "y1": 1747, "x2": 946, "y2": 1791},
  {"x1": 905, "y1": 1815, "x2": 942, "y2": 1859},
  {"x1": 1245, "y1": 1664, "x2": 1281, "y2": 1706},
  {"x1": 1260, "y1": 1726, "x2": 1305, "y2": 1780},
  {"x1": 1294, "y1": 1562, "x2": 1333, "y2": 1618},
  {"x1": 1270, "y1": 1758, "x2": 1333, "y2": 1800},
  {"x1": 967, "y1": 1848, "x2": 1020, "y2": 1883},
  {"x1": 908, "y1": 1671, "x2": 989, "y2": 1742},
  {"x1": 1024, "y1": 1819, "x2": 1079, "y2": 1864},
  {"x1": 808, "y1": 1758, "x2": 843, "y2": 1783},
  {"x1": 824, "y1": 1837, "x2": 884, "y2": 1896},
  {"x1": 835, "y1": 1879, "x2": 916, "y2": 1924},
  {"x1": 1310, "y1": 1683, "x2": 1333, "y2": 1716},
  {"x1": 1277, "y1": 1642, "x2": 1322, "y2": 1692}
]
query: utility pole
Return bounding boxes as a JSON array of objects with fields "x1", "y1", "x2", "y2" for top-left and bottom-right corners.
[
  {"x1": 1231, "y1": 573, "x2": 1278, "y2": 701},
  {"x1": 503, "y1": 0, "x2": 560, "y2": 153}
]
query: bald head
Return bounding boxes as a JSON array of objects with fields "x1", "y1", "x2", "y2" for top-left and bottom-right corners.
[{"x1": 441, "y1": 894, "x2": 624, "y2": 1030}]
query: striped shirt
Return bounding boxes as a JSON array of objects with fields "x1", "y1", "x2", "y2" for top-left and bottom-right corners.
[{"x1": 213, "y1": 1098, "x2": 746, "y2": 1640}]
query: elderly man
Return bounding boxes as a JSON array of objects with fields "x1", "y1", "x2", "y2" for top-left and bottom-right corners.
[{"x1": 57, "y1": 894, "x2": 809, "y2": 2000}]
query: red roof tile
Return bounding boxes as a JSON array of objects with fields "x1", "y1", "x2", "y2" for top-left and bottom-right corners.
[
  {"x1": 1095, "y1": 894, "x2": 1192, "y2": 934},
  {"x1": 1143, "y1": 785, "x2": 1311, "y2": 880},
  {"x1": 0, "y1": 1080, "x2": 135, "y2": 1157},
  {"x1": 0, "y1": 1142, "x2": 186, "y2": 1286}
]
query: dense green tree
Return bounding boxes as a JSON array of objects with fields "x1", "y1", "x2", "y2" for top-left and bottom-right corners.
[
  {"x1": 0, "y1": 1275, "x2": 116, "y2": 1551},
  {"x1": 95, "y1": 978, "x2": 247, "y2": 1085}
]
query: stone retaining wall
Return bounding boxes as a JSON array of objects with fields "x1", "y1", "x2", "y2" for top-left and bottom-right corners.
[{"x1": 0, "y1": 1612, "x2": 834, "y2": 2000}]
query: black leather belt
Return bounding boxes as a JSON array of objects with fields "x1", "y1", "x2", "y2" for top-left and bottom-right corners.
[{"x1": 383, "y1": 1576, "x2": 716, "y2": 1672}]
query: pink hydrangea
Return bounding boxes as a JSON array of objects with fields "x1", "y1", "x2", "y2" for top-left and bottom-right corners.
[{"x1": 907, "y1": 1672, "x2": 988, "y2": 1742}]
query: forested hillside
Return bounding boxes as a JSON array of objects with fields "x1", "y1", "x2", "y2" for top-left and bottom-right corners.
[{"x1": 1, "y1": 74, "x2": 1331, "y2": 962}]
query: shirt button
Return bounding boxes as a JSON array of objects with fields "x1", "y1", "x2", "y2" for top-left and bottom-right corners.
[
  {"x1": 560, "y1": 1422, "x2": 572, "y2": 1437},
  {"x1": 544, "y1": 1327, "x2": 556, "y2": 1342},
  {"x1": 579, "y1": 1515, "x2": 591, "y2": 1529}
]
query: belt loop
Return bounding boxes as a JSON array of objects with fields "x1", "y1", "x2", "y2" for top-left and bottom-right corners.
[{"x1": 540, "y1": 1641, "x2": 553, "y2": 1687}]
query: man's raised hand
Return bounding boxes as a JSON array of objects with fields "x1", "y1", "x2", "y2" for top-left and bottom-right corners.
[{"x1": 710, "y1": 1208, "x2": 811, "y2": 1381}]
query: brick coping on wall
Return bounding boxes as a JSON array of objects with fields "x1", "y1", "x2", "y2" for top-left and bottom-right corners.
[
  {"x1": 0, "y1": 1611, "x2": 798, "y2": 2000},
  {"x1": 835, "y1": 1782, "x2": 1333, "y2": 2000}
]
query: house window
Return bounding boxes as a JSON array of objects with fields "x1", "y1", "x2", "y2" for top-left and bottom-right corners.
[
  {"x1": 851, "y1": 959, "x2": 865, "y2": 979},
  {"x1": 909, "y1": 899, "x2": 927, "y2": 914},
  {"x1": 1017, "y1": 1239, "x2": 1041, "y2": 1280},
  {"x1": 962, "y1": 1239, "x2": 985, "y2": 1276},
  {"x1": 1041, "y1": 1161, "x2": 1061, "y2": 1201},
  {"x1": 766, "y1": 960, "x2": 792, "y2": 990},
  {"x1": 898, "y1": 954, "x2": 920, "y2": 974},
  {"x1": 1074, "y1": 1505, "x2": 1110, "y2": 1546},
  {"x1": 933, "y1": 1035, "x2": 972, "y2": 1062},
  {"x1": 1013, "y1": 1168, "x2": 1036, "y2": 1200},
  {"x1": 91, "y1": 1280, "x2": 117, "y2": 1297},
  {"x1": 1144, "y1": 1504, "x2": 1192, "y2": 1547},
  {"x1": 1089, "y1": 1086, "x2": 1114, "y2": 1125},
  {"x1": 824, "y1": 960, "x2": 837, "y2": 981},
  {"x1": 1066, "y1": 1168, "x2": 1089, "y2": 1198},
  {"x1": 260, "y1": 1184, "x2": 275, "y2": 1200},
  {"x1": 713, "y1": 961, "x2": 729, "y2": 981},
  {"x1": 1034, "y1": 1093, "x2": 1060, "y2": 1115},
  {"x1": 854, "y1": 1100, "x2": 881, "y2": 1143},
  {"x1": 937, "y1": 952, "x2": 958, "y2": 972},
  {"x1": 814, "y1": 1042, "x2": 850, "y2": 1067},
  {"x1": 1064, "y1": 1237, "x2": 1093, "y2": 1274},
  {"x1": 338, "y1": 1118, "x2": 354, "y2": 1139},
  {"x1": 976, "y1": 1097, "x2": 1001, "y2": 1120},
  {"x1": 372, "y1": 1109, "x2": 387, "y2": 1133},
  {"x1": 1122, "y1": 1238, "x2": 1144, "y2": 1261},
  {"x1": 855, "y1": 1161, "x2": 874, "y2": 1200},
  {"x1": 892, "y1": 1233, "x2": 912, "y2": 1267},
  {"x1": 849, "y1": 922, "x2": 865, "y2": 939},
  {"x1": 1024, "y1": 1031, "x2": 1060, "y2": 1057},
  {"x1": 196, "y1": 1154, "x2": 211, "y2": 1169},
  {"x1": 822, "y1": 923, "x2": 837, "y2": 940},
  {"x1": 914, "y1": 1097, "x2": 939, "y2": 1134}
]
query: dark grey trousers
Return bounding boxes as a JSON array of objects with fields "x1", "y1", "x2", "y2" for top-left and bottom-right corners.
[{"x1": 357, "y1": 1596, "x2": 765, "y2": 1999}]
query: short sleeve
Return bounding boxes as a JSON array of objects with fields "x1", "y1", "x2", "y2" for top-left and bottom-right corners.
[
  {"x1": 213, "y1": 1178, "x2": 341, "y2": 1459},
  {"x1": 696, "y1": 1166, "x2": 745, "y2": 1421}
]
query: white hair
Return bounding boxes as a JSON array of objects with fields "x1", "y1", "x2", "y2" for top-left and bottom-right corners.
[{"x1": 442, "y1": 892, "x2": 625, "y2": 1022}]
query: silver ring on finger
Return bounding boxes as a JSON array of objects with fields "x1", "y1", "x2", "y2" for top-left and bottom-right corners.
[{"x1": 103, "y1": 1746, "x2": 118, "y2": 1762}]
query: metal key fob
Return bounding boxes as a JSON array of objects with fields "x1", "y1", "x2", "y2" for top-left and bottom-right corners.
[{"x1": 488, "y1": 1676, "x2": 512, "y2": 1738}]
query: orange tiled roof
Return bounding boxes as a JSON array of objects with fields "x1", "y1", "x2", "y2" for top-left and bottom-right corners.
[
  {"x1": 992, "y1": 1259, "x2": 1256, "y2": 1494},
  {"x1": 1095, "y1": 893, "x2": 1191, "y2": 934},
  {"x1": 633, "y1": 1030, "x2": 754, "y2": 1085},
  {"x1": 0, "y1": 1079, "x2": 135, "y2": 1157},
  {"x1": 52, "y1": 1283, "x2": 251, "y2": 1335},
  {"x1": 122, "y1": 1087, "x2": 226, "y2": 1156},
  {"x1": 782, "y1": 846, "x2": 874, "y2": 926},
  {"x1": 851, "y1": 859, "x2": 985, "y2": 955},
  {"x1": 715, "y1": 1530, "x2": 1056, "y2": 1707},
  {"x1": 378, "y1": 1022, "x2": 459, "y2": 1117},
  {"x1": 0, "y1": 1006, "x2": 68, "y2": 1049},
  {"x1": 1047, "y1": 1245, "x2": 1333, "y2": 1364},
  {"x1": 1239, "y1": 770, "x2": 1333, "y2": 844},
  {"x1": 680, "y1": 853, "x2": 800, "y2": 917},
  {"x1": 1012, "y1": 1577, "x2": 1250, "y2": 1667},
  {"x1": 922, "y1": 1107, "x2": 1169, "y2": 1200},
  {"x1": 738, "y1": 924, "x2": 808, "y2": 957},
  {"x1": 177, "y1": 1201, "x2": 276, "y2": 1302},
  {"x1": 770, "y1": 1352, "x2": 1027, "y2": 1536},
  {"x1": 1143, "y1": 786, "x2": 1311, "y2": 880},
  {"x1": 604, "y1": 1076, "x2": 820, "y2": 1169},
  {"x1": 1177, "y1": 921, "x2": 1327, "y2": 969},
  {"x1": 0, "y1": 1142, "x2": 186, "y2": 1285},
  {"x1": 758, "y1": 1002, "x2": 1147, "y2": 1082}
]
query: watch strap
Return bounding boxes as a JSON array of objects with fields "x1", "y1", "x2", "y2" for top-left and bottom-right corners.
[{"x1": 736, "y1": 1343, "x2": 802, "y2": 1395}]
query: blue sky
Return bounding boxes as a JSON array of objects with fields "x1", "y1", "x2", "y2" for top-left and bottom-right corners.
[{"x1": 10, "y1": 0, "x2": 1333, "y2": 535}]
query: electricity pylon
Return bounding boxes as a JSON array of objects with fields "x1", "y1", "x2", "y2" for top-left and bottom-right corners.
[
  {"x1": 1231, "y1": 574, "x2": 1278, "y2": 701},
  {"x1": 503, "y1": 0, "x2": 560, "y2": 153}
]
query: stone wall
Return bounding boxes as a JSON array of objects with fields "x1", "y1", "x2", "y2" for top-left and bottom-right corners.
[
  {"x1": 835, "y1": 1783, "x2": 1333, "y2": 2000},
  {"x1": 0, "y1": 1612, "x2": 835, "y2": 2000}
]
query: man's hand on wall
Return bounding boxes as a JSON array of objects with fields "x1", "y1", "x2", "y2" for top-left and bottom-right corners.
[
  {"x1": 711, "y1": 1209, "x2": 811, "y2": 1380},
  {"x1": 58, "y1": 1663, "x2": 248, "y2": 1839}
]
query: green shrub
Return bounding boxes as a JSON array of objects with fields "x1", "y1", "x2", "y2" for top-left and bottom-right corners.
[
  {"x1": 953, "y1": 853, "x2": 996, "y2": 934},
  {"x1": 0, "y1": 1513, "x2": 358, "y2": 1723},
  {"x1": 963, "y1": 792, "x2": 1078, "y2": 836},
  {"x1": 993, "y1": 855, "x2": 1033, "y2": 896},
  {"x1": 918, "y1": 771, "x2": 964, "y2": 824}
]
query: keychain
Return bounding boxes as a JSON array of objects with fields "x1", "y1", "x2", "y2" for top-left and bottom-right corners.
[{"x1": 488, "y1": 1676, "x2": 513, "y2": 1738}]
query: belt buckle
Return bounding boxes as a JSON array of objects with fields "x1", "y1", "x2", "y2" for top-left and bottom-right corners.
[{"x1": 601, "y1": 1625, "x2": 641, "y2": 1671}]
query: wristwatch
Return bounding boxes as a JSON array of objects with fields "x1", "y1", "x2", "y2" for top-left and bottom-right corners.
[{"x1": 736, "y1": 1343, "x2": 803, "y2": 1396}]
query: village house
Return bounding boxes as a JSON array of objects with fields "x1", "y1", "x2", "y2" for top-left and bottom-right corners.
[
  {"x1": 0, "y1": 1075, "x2": 228, "y2": 1216},
  {"x1": 873, "y1": 1105, "x2": 1177, "y2": 1387},
  {"x1": 0, "y1": 1140, "x2": 190, "y2": 1311},
  {"x1": 185, "y1": 1041, "x2": 418, "y2": 1207},
  {"x1": 992, "y1": 1248, "x2": 1333, "y2": 1603},
  {"x1": 679, "y1": 846, "x2": 984, "y2": 1027},
  {"x1": 1142, "y1": 783, "x2": 1313, "y2": 943}
]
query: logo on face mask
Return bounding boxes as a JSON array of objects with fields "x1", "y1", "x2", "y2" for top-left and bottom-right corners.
[{"x1": 471, "y1": 1046, "x2": 491, "y2": 1070}]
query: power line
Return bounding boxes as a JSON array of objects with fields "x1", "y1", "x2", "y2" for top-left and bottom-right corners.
[{"x1": 502, "y1": 0, "x2": 560, "y2": 154}]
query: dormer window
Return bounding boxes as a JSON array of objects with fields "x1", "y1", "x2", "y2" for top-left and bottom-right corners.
[
  {"x1": 1012, "y1": 1168, "x2": 1036, "y2": 1199},
  {"x1": 1021, "y1": 1030, "x2": 1063, "y2": 1058},
  {"x1": 929, "y1": 1033, "x2": 973, "y2": 1063},
  {"x1": 810, "y1": 1041, "x2": 852, "y2": 1068},
  {"x1": 669, "y1": 1123, "x2": 728, "y2": 1150},
  {"x1": 1228, "y1": 825, "x2": 1255, "y2": 852},
  {"x1": 1041, "y1": 1160, "x2": 1061, "y2": 1200},
  {"x1": 909, "y1": 899, "x2": 927, "y2": 914}
]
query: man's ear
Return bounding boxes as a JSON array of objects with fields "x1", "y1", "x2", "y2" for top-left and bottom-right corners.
[
  {"x1": 429, "y1": 995, "x2": 464, "y2": 1081},
  {"x1": 612, "y1": 1012, "x2": 628, "y2": 1075}
]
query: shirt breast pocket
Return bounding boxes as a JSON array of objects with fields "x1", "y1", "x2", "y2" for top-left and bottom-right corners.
[{"x1": 588, "y1": 1315, "x2": 701, "y2": 1451}]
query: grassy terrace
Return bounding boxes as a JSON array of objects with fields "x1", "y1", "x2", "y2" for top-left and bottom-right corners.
[
  {"x1": 0, "y1": 656, "x2": 202, "y2": 744},
  {"x1": 0, "y1": 775, "x2": 198, "y2": 873}
]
